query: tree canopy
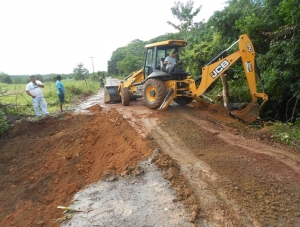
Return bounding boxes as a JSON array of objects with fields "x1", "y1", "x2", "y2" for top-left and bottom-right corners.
[{"x1": 167, "y1": 0, "x2": 202, "y2": 41}]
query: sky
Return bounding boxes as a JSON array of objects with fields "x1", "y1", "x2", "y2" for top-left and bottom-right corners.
[{"x1": 0, "y1": 0, "x2": 227, "y2": 75}]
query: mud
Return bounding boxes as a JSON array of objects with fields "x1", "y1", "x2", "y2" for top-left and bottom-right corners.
[
  {"x1": 0, "y1": 85, "x2": 300, "y2": 227},
  {"x1": 60, "y1": 155, "x2": 191, "y2": 227}
]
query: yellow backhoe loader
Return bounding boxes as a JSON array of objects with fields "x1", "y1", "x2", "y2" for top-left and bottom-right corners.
[{"x1": 104, "y1": 34, "x2": 268, "y2": 123}]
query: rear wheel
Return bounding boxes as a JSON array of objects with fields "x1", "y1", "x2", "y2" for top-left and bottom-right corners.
[
  {"x1": 174, "y1": 96, "x2": 193, "y2": 106},
  {"x1": 144, "y1": 78, "x2": 166, "y2": 109},
  {"x1": 121, "y1": 87, "x2": 130, "y2": 106}
]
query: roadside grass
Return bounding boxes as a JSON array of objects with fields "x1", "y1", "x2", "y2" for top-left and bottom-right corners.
[
  {"x1": 271, "y1": 122, "x2": 300, "y2": 148},
  {"x1": 0, "y1": 78, "x2": 100, "y2": 115}
]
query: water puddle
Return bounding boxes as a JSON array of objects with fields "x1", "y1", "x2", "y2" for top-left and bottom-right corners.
[{"x1": 60, "y1": 159, "x2": 191, "y2": 227}]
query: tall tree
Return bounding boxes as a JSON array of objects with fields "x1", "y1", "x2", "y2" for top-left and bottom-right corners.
[
  {"x1": 108, "y1": 47, "x2": 126, "y2": 75},
  {"x1": 260, "y1": 0, "x2": 300, "y2": 121},
  {"x1": 118, "y1": 39, "x2": 145, "y2": 76},
  {"x1": 167, "y1": 0, "x2": 202, "y2": 40},
  {"x1": 73, "y1": 63, "x2": 89, "y2": 80},
  {"x1": 108, "y1": 39, "x2": 145, "y2": 76}
]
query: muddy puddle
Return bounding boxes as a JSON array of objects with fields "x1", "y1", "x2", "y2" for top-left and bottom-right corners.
[
  {"x1": 72, "y1": 88, "x2": 105, "y2": 113},
  {"x1": 60, "y1": 158, "x2": 191, "y2": 227}
]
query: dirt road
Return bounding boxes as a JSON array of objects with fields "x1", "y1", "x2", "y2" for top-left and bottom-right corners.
[
  {"x1": 103, "y1": 92, "x2": 300, "y2": 227},
  {"x1": 0, "y1": 89, "x2": 299, "y2": 227}
]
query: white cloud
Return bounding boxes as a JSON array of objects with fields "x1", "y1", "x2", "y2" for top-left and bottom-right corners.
[{"x1": 0, "y1": 0, "x2": 226, "y2": 75}]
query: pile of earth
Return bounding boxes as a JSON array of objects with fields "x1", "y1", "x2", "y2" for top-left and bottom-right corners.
[{"x1": 0, "y1": 105, "x2": 155, "y2": 227}]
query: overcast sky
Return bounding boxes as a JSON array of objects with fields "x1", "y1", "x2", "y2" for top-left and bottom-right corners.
[{"x1": 0, "y1": 0, "x2": 227, "y2": 75}]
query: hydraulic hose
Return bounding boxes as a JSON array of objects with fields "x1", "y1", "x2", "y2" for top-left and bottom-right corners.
[{"x1": 205, "y1": 39, "x2": 239, "y2": 66}]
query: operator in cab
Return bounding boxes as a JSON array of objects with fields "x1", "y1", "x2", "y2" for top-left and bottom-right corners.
[{"x1": 164, "y1": 51, "x2": 182, "y2": 73}]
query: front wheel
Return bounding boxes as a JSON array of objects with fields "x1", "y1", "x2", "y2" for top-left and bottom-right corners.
[
  {"x1": 121, "y1": 87, "x2": 130, "y2": 106},
  {"x1": 143, "y1": 78, "x2": 166, "y2": 109}
]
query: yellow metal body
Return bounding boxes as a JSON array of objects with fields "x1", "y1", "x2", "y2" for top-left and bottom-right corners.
[
  {"x1": 117, "y1": 69, "x2": 144, "y2": 95},
  {"x1": 145, "y1": 40, "x2": 188, "y2": 48}
]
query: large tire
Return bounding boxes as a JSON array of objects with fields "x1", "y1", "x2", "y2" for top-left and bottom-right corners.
[
  {"x1": 143, "y1": 78, "x2": 166, "y2": 109},
  {"x1": 174, "y1": 96, "x2": 193, "y2": 106},
  {"x1": 121, "y1": 87, "x2": 130, "y2": 106}
]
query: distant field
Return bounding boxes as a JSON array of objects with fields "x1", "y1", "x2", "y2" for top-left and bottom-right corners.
[{"x1": 0, "y1": 78, "x2": 100, "y2": 114}]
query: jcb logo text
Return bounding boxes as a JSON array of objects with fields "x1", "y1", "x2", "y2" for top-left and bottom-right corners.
[{"x1": 210, "y1": 60, "x2": 230, "y2": 78}]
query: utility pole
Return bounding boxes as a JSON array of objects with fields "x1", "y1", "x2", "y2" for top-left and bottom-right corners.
[{"x1": 89, "y1": 57, "x2": 95, "y2": 80}]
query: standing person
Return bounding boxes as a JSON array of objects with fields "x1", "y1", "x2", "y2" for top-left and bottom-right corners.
[
  {"x1": 164, "y1": 51, "x2": 182, "y2": 73},
  {"x1": 55, "y1": 75, "x2": 65, "y2": 112},
  {"x1": 25, "y1": 76, "x2": 49, "y2": 117},
  {"x1": 99, "y1": 76, "x2": 104, "y2": 88}
]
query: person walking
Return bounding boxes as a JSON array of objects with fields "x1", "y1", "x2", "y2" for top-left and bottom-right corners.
[
  {"x1": 55, "y1": 75, "x2": 65, "y2": 112},
  {"x1": 25, "y1": 76, "x2": 49, "y2": 117}
]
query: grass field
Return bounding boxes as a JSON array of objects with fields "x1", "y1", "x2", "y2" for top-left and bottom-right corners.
[{"x1": 0, "y1": 78, "x2": 100, "y2": 115}]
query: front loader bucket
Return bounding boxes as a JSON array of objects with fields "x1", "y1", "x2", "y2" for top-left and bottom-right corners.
[
  {"x1": 104, "y1": 78, "x2": 121, "y2": 103},
  {"x1": 104, "y1": 86, "x2": 121, "y2": 103},
  {"x1": 230, "y1": 102, "x2": 260, "y2": 123}
]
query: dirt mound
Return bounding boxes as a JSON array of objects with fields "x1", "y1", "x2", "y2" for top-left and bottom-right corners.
[{"x1": 0, "y1": 105, "x2": 153, "y2": 227}]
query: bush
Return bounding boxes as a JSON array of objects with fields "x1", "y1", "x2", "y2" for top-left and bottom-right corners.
[
  {"x1": 272, "y1": 122, "x2": 300, "y2": 147},
  {"x1": 67, "y1": 85, "x2": 83, "y2": 95},
  {"x1": 0, "y1": 109, "x2": 9, "y2": 136}
]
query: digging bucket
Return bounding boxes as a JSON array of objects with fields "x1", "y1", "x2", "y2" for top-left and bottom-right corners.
[{"x1": 230, "y1": 102, "x2": 260, "y2": 123}]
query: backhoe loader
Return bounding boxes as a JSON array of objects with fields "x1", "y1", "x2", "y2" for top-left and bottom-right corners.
[{"x1": 104, "y1": 34, "x2": 268, "y2": 123}]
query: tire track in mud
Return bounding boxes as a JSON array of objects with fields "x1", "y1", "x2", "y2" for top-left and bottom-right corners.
[
  {"x1": 157, "y1": 106, "x2": 300, "y2": 227},
  {"x1": 141, "y1": 117, "x2": 257, "y2": 227},
  {"x1": 183, "y1": 114, "x2": 300, "y2": 174}
]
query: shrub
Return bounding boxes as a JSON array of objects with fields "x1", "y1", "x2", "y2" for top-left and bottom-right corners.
[{"x1": 0, "y1": 109, "x2": 9, "y2": 136}]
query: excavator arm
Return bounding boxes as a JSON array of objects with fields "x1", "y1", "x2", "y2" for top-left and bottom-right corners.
[{"x1": 194, "y1": 34, "x2": 268, "y2": 122}]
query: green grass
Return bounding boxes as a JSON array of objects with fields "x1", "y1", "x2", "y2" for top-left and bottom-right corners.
[
  {"x1": 0, "y1": 78, "x2": 100, "y2": 115},
  {"x1": 271, "y1": 122, "x2": 300, "y2": 147}
]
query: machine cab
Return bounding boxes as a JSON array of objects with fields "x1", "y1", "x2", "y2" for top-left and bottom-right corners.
[{"x1": 143, "y1": 40, "x2": 188, "y2": 79}]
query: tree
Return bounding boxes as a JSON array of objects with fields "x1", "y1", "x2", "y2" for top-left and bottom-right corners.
[
  {"x1": 117, "y1": 39, "x2": 145, "y2": 76},
  {"x1": 148, "y1": 33, "x2": 183, "y2": 43},
  {"x1": 167, "y1": 0, "x2": 202, "y2": 40},
  {"x1": 97, "y1": 71, "x2": 108, "y2": 79},
  {"x1": 259, "y1": 0, "x2": 300, "y2": 121},
  {"x1": 108, "y1": 39, "x2": 145, "y2": 77},
  {"x1": 108, "y1": 47, "x2": 126, "y2": 75},
  {"x1": 0, "y1": 73, "x2": 12, "y2": 84},
  {"x1": 73, "y1": 63, "x2": 89, "y2": 80}
]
